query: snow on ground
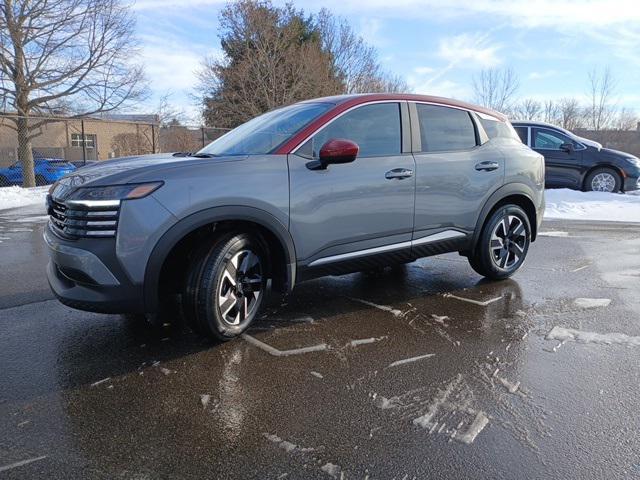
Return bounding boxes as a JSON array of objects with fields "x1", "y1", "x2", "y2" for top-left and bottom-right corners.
[
  {"x1": 544, "y1": 188, "x2": 640, "y2": 222},
  {"x1": 1, "y1": 185, "x2": 639, "y2": 223},
  {"x1": 0, "y1": 186, "x2": 48, "y2": 211},
  {"x1": 546, "y1": 326, "x2": 640, "y2": 347}
]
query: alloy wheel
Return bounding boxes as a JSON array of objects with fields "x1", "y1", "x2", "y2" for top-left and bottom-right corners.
[
  {"x1": 591, "y1": 172, "x2": 616, "y2": 192},
  {"x1": 217, "y1": 249, "x2": 263, "y2": 325},
  {"x1": 489, "y1": 215, "x2": 528, "y2": 270}
]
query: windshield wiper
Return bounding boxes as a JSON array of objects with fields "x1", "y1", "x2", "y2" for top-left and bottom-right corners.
[{"x1": 172, "y1": 152, "x2": 218, "y2": 158}]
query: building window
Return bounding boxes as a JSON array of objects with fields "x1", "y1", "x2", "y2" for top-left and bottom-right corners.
[{"x1": 71, "y1": 133, "x2": 96, "y2": 148}]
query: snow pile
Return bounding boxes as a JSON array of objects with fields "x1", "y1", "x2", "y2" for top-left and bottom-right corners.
[
  {"x1": 546, "y1": 326, "x2": 640, "y2": 347},
  {"x1": 544, "y1": 188, "x2": 640, "y2": 222},
  {"x1": 0, "y1": 186, "x2": 48, "y2": 211},
  {"x1": 574, "y1": 298, "x2": 611, "y2": 309}
]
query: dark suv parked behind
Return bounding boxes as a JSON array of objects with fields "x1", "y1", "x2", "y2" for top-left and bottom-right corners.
[
  {"x1": 45, "y1": 94, "x2": 545, "y2": 340},
  {"x1": 512, "y1": 121, "x2": 640, "y2": 193}
]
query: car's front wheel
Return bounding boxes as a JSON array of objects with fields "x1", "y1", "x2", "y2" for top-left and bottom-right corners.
[
  {"x1": 468, "y1": 205, "x2": 531, "y2": 280},
  {"x1": 585, "y1": 167, "x2": 621, "y2": 193},
  {"x1": 183, "y1": 233, "x2": 267, "y2": 341}
]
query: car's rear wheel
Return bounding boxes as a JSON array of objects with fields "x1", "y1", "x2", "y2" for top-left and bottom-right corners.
[
  {"x1": 183, "y1": 233, "x2": 267, "y2": 341},
  {"x1": 468, "y1": 205, "x2": 531, "y2": 280},
  {"x1": 0, "y1": 175, "x2": 9, "y2": 187},
  {"x1": 585, "y1": 167, "x2": 621, "y2": 193},
  {"x1": 35, "y1": 175, "x2": 47, "y2": 186}
]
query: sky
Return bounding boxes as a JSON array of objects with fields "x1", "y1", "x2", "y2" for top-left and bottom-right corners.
[{"x1": 130, "y1": 0, "x2": 640, "y2": 124}]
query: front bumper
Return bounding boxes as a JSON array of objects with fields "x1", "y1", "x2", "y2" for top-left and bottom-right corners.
[
  {"x1": 44, "y1": 223, "x2": 144, "y2": 314},
  {"x1": 623, "y1": 174, "x2": 640, "y2": 192}
]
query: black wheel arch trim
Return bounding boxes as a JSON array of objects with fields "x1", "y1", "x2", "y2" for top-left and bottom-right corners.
[
  {"x1": 472, "y1": 183, "x2": 540, "y2": 250},
  {"x1": 143, "y1": 205, "x2": 296, "y2": 312}
]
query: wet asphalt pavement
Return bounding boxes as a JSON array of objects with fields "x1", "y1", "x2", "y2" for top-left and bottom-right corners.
[{"x1": 1, "y1": 205, "x2": 640, "y2": 479}]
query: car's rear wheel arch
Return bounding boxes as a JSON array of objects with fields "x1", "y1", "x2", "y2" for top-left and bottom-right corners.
[
  {"x1": 472, "y1": 188, "x2": 538, "y2": 251},
  {"x1": 144, "y1": 207, "x2": 295, "y2": 313}
]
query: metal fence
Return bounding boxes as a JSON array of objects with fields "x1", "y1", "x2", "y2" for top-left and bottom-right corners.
[{"x1": 0, "y1": 114, "x2": 230, "y2": 188}]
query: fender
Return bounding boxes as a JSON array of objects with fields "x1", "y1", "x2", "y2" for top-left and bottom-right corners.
[
  {"x1": 471, "y1": 182, "x2": 540, "y2": 249},
  {"x1": 143, "y1": 205, "x2": 296, "y2": 312}
]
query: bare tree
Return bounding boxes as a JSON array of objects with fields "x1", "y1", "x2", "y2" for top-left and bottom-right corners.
[
  {"x1": 472, "y1": 67, "x2": 519, "y2": 113},
  {"x1": 542, "y1": 100, "x2": 559, "y2": 124},
  {"x1": 586, "y1": 66, "x2": 617, "y2": 131},
  {"x1": 613, "y1": 107, "x2": 638, "y2": 131},
  {"x1": 316, "y1": 9, "x2": 407, "y2": 94},
  {"x1": 0, "y1": 0, "x2": 146, "y2": 187},
  {"x1": 557, "y1": 97, "x2": 583, "y2": 130},
  {"x1": 513, "y1": 98, "x2": 542, "y2": 121},
  {"x1": 156, "y1": 92, "x2": 186, "y2": 127}
]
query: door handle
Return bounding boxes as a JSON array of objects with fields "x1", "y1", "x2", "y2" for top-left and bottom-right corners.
[
  {"x1": 385, "y1": 168, "x2": 414, "y2": 180},
  {"x1": 475, "y1": 161, "x2": 500, "y2": 172}
]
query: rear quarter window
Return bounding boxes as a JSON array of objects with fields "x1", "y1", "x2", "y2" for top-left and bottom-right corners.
[
  {"x1": 481, "y1": 118, "x2": 521, "y2": 141},
  {"x1": 513, "y1": 126, "x2": 528, "y2": 144}
]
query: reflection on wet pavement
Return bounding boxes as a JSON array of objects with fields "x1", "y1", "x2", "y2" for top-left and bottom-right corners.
[{"x1": 1, "y1": 220, "x2": 640, "y2": 478}]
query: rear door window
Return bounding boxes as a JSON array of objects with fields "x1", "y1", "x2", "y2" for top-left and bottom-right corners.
[{"x1": 416, "y1": 104, "x2": 477, "y2": 152}]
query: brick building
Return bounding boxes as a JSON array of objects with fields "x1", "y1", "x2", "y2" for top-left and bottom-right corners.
[{"x1": 0, "y1": 114, "x2": 158, "y2": 168}]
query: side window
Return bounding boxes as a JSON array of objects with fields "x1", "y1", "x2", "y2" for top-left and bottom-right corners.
[
  {"x1": 308, "y1": 103, "x2": 401, "y2": 158},
  {"x1": 533, "y1": 129, "x2": 576, "y2": 150},
  {"x1": 513, "y1": 127, "x2": 528, "y2": 144},
  {"x1": 416, "y1": 104, "x2": 477, "y2": 152}
]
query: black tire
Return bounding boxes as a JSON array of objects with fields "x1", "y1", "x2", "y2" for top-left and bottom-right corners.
[
  {"x1": 183, "y1": 233, "x2": 267, "y2": 341},
  {"x1": 468, "y1": 205, "x2": 531, "y2": 280},
  {"x1": 0, "y1": 175, "x2": 10, "y2": 187},
  {"x1": 584, "y1": 167, "x2": 621, "y2": 193},
  {"x1": 35, "y1": 175, "x2": 47, "y2": 186}
]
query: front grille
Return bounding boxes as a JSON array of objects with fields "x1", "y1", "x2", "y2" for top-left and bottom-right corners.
[{"x1": 47, "y1": 196, "x2": 119, "y2": 239}]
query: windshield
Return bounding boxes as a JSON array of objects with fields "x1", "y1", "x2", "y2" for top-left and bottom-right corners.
[{"x1": 197, "y1": 102, "x2": 333, "y2": 156}]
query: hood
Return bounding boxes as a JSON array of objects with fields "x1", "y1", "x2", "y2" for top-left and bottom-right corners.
[
  {"x1": 599, "y1": 147, "x2": 638, "y2": 160},
  {"x1": 55, "y1": 153, "x2": 244, "y2": 190}
]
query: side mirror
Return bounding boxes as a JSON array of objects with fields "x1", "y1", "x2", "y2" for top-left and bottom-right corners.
[
  {"x1": 307, "y1": 139, "x2": 359, "y2": 170},
  {"x1": 559, "y1": 142, "x2": 573, "y2": 153}
]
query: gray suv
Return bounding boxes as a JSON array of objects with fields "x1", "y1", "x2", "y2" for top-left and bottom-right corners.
[{"x1": 45, "y1": 94, "x2": 545, "y2": 340}]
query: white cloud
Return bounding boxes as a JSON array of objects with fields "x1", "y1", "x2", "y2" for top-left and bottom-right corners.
[
  {"x1": 295, "y1": 0, "x2": 640, "y2": 28},
  {"x1": 412, "y1": 79, "x2": 472, "y2": 101},
  {"x1": 437, "y1": 33, "x2": 501, "y2": 69},
  {"x1": 414, "y1": 66, "x2": 436, "y2": 75},
  {"x1": 527, "y1": 70, "x2": 566, "y2": 80}
]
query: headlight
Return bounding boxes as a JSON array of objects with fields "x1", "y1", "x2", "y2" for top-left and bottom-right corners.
[
  {"x1": 627, "y1": 157, "x2": 640, "y2": 168},
  {"x1": 66, "y1": 182, "x2": 163, "y2": 207}
]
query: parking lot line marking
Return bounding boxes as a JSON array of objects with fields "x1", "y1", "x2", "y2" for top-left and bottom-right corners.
[
  {"x1": 571, "y1": 264, "x2": 590, "y2": 272},
  {"x1": 242, "y1": 334, "x2": 328, "y2": 356},
  {"x1": 538, "y1": 231, "x2": 569, "y2": 237},
  {"x1": 454, "y1": 412, "x2": 489, "y2": 445},
  {"x1": 0, "y1": 455, "x2": 48, "y2": 473},
  {"x1": 443, "y1": 293, "x2": 502, "y2": 307},
  {"x1": 350, "y1": 336, "x2": 387, "y2": 347},
  {"x1": 90, "y1": 377, "x2": 111, "y2": 387},
  {"x1": 348, "y1": 297, "x2": 403, "y2": 317},
  {"x1": 574, "y1": 298, "x2": 611, "y2": 308},
  {"x1": 387, "y1": 353, "x2": 435, "y2": 368}
]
